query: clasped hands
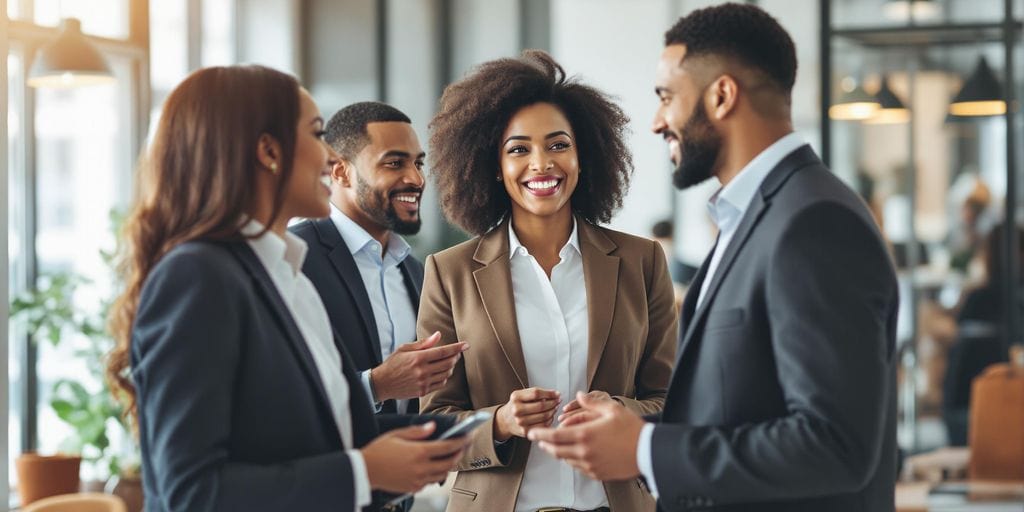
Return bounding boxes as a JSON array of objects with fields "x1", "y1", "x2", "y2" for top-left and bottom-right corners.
[{"x1": 496, "y1": 388, "x2": 647, "y2": 481}]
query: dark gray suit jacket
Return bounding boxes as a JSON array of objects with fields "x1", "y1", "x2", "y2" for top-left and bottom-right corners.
[
  {"x1": 290, "y1": 218, "x2": 424, "y2": 414},
  {"x1": 131, "y1": 238, "x2": 447, "y2": 512},
  {"x1": 652, "y1": 146, "x2": 899, "y2": 512}
]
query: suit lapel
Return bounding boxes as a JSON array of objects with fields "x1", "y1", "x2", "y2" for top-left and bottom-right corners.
[
  {"x1": 314, "y1": 219, "x2": 385, "y2": 366},
  {"x1": 675, "y1": 145, "x2": 820, "y2": 365},
  {"x1": 679, "y1": 238, "x2": 716, "y2": 341},
  {"x1": 472, "y1": 221, "x2": 529, "y2": 388},
  {"x1": 228, "y1": 241, "x2": 336, "y2": 429},
  {"x1": 579, "y1": 221, "x2": 619, "y2": 388}
]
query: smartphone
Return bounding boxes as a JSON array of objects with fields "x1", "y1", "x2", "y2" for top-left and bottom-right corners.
[
  {"x1": 437, "y1": 410, "x2": 492, "y2": 440},
  {"x1": 386, "y1": 411, "x2": 492, "y2": 507}
]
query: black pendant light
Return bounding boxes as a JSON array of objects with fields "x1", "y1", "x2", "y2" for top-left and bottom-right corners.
[
  {"x1": 949, "y1": 56, "x2": 1005, "y2": 117},
  {"x1": 830, "y1": 79, "x2": 881, "y2": 121},
  {"x1": 866, "y1": 75, "x2": 910, "y2": 125},
  {"x1": 27, "y1": 18, "x2": 115, "y2": 88}
]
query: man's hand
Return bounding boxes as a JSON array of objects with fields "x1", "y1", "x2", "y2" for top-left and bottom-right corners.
[
  {"x1": 528, "y1": 391, "x2": 645, "y2": 481},
  {"x1": 361, "y1": 422, "x2": 469, "y2": 494},
  {"x1": 371, "y1": 332, "x2": 468, "y2": 401},
  {"x1": 494, "y1": 387, "x2": 561, "y2": 442}
]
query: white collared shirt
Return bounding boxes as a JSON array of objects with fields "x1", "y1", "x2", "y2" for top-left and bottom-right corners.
[
  {"x1": 330, "y1": 204, "x2": 418, "y2": 414},
  {"x1": 636, "y1": 132, "x2": 807, "y2": 497},
  {"x1": 241, "y1": 220, "x2": 370, "y2": 510},
  {"x1": 507, "y1": 220, "x2": 608, "y2": 512}
]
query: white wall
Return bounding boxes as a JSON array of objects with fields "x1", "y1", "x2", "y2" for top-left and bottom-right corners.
[
  {"x1": 386, "y1": 0, "x2": 445, "y2": 251},
  {"x1": 303, "y1": 0, "x2": 378, "y2": 116},
  {"x1": 236, "y1": 0, "x2": 301, "y2": 74},
  {"x1": 450, "y1": 0, "x2": 520, "y2": 80},
  {"x1": 551, "y1": 0, "x2": 678, "y2": 238}
]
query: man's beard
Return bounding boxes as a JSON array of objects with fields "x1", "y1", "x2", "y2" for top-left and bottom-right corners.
[
  {"x1": 355, "y1": 174, "x2": 422, "y2": 235},
  {"x1": 671, "y1": 95, "x2": 723, "y2": 190}
]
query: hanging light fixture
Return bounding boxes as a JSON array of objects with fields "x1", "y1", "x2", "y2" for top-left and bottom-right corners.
[
  {"x1": 883, "y1": 0, "x2": 941, "y2": 21},
  {"x1": 949, "y1": 56, "x2": 1005, "y2": 117},
  {"x1": 830, "y1": 76, "x2": 881, "y2": 121},
  {"x1": 27, "y1": 18, "x2": 115, "y2": 88},
  {"x1": 865, "y1": 75, "x2": 910, "y2": 125}
]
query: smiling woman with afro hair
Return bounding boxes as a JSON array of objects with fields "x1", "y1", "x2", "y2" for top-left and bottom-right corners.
[
  {"x1": 428, "y1": 50, "x2": 633, "y2": 236},
  {"x1": 418, "y1": 50, "x2": 677, "y2": 512}
]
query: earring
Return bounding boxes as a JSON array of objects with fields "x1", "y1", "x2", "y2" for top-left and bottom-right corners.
[
  {"x1": 496, "y1": 175, "x2": 502, "y2": 182},
  {"x1": 270, "y1": 163, "x2": 279, "y2": 174}
]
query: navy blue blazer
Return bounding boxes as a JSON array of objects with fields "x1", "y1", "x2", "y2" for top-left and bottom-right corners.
[
  {"x1": 290, "y1": 218, "x2": 424, "y2": 414},
  {"x1": 653, "y1": 146, "x2": 899, "y2": 512},
  {"x1": 131, "y1": 238, "x2": 445, "y2": 512}
]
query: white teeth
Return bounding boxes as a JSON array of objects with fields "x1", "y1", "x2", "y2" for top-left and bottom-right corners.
[
  {"x1": 526, "y1": 180, "x2": 558, "y2": 190},
  {"x1": 394, "y1": 195, "x2": 418, "y2": 203},
  {"x1": 320, "y1": 175, "x2": 332, "y2": 187}
]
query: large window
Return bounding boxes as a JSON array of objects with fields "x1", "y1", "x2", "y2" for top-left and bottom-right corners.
[
  {"x1": 6, "y1": 0, "x2": 148, "y2": 490},
  {"x1": 6, "y1": 0, "x2": 238, "y2": 495}
]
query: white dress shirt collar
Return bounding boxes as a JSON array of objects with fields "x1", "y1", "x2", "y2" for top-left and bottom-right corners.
[
  {"x1": 707, "y1": 131, "x2": 806, "y2": 231},
  {"x1": 507, "y1": 216, "x2": 581, "y2": 260},
  {"x1": 330, "y1": 203, "x2": 411, "y2": 264},
  {"x1": 240, "y1": 219, "x2": 309, "y2": 277}
]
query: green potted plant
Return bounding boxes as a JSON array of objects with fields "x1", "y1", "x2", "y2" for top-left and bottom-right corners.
[{"x1": 9, "y1": 212, "x2": 142, "y2": 510}]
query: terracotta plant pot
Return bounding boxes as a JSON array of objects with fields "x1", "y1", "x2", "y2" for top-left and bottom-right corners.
[
  {"x1": 15, "y1": 453, "x2": 81, "y2": 506},
  {"x1": 106, "y1": 474, "x2": 144, "y2": 512}
]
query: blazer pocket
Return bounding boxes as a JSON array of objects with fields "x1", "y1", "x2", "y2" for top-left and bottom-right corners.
[
  {"x1": 450, "y1": 487, "x2": 477, "y2": 501},
  {"x1": 705, "y1": 307, "x2": 745, "y2": 331}
]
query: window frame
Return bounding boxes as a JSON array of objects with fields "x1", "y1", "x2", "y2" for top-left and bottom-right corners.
[{"x1": 4, "y1": 0, "x2": 149, "y2": 482}]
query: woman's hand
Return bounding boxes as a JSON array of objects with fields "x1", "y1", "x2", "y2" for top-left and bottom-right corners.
[
  {"x1": 558, "y1": 390, "x2": 614, "y2": 424},
  {"x1": 494, "y1": 387, "x2": 561, "y2": 442},
  {"x1": 361, "y1": 422, "x2": 469, "y2": 494}
]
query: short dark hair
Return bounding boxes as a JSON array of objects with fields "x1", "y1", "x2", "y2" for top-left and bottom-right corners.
[
  {"x1": 429, "y1": 50, "x2": 632, "y2": 236},
  {"x1": 665, "y1": 3, "x2": 797, "y2": 96},
  {"x1": 324, "y1": 101, "x2": 411, "y2": 160}
]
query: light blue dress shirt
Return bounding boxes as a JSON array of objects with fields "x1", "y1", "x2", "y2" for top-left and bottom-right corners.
[
  {"x1": 330, "y1": 204, "x2": 418, "y2": 414},
  {"x1": 636, "y1": 132, "x2": 807, "y2": 497}
]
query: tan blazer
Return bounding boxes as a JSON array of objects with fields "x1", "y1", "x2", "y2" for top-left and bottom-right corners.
[{"x1": 419, "y1": 218, "x2": 678, "y2": 512}]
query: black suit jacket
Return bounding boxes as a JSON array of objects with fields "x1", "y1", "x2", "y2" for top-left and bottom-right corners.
[
  {"x1": 652, "y1": 146, "x2": 899, "y2": 512},
  {"x1": 131, "y1": 238, "x2": 446, "y2": 512},
  {"x1": 290, "y1": 218, "x2": 424, "y2": 414}
]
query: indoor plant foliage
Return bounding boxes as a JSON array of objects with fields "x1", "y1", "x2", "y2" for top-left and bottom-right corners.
[{"x1": 10, "y1": 211, "x2": 138, "y2": 480}]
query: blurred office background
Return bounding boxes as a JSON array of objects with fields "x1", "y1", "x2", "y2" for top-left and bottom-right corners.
[{"x1": 2, "y1": 0, "x2": 1022, "y2": 509}]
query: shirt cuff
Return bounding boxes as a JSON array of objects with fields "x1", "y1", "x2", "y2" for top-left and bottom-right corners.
[
  {"x1": 348, "y1": 449, "x2": 372, "y2": 509},
  {"x1": 360, "y1": 370, "x2": 382, "y2": 412},
  {"x1": 637, "y1": 422, "x2": 659, "y2": 498}
]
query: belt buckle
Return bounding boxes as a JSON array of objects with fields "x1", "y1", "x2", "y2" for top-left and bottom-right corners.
[{"x1": 381, "y1": 503, "x2": 403, "y2": 512}]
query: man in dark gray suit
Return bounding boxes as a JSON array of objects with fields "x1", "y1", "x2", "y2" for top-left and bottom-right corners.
[{"x1": 530, "y1": 4, "x2": 899, "y2": 511}]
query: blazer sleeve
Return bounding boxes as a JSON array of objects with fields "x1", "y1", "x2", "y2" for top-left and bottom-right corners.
[
  {"x1": 613, "y1": 239, "x2": 677, "y2": 416},
  {"x1": 650, "y1": 202, "x2": 897, "y2": 506},
  {"x1": 417, "y1": 254, "x2": 515, "y2": 471},
  {"x1": 132, "y1": 250, "x2": 358, "y2": 512}
]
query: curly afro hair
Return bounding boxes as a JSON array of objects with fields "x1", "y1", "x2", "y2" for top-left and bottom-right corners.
[
  {"x1": 428, "y1": 50, "x2": 632, "y2": 236},
  {"x1": 665, "y1": 3, "x2": 797, "y2": 96}
]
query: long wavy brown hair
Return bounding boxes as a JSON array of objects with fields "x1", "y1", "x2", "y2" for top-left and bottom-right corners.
[{"x1": 106, "y1": 65, "x2": 301, "y2": 425}]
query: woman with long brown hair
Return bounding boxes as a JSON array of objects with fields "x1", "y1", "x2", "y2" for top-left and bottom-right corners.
[{"x1": 106, "y1": 65, "x2": 465, "y2": 512}]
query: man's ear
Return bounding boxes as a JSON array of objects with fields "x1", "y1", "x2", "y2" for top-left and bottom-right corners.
[
  {"x1": 256, "y1": 134, "x2": 282, "y2": 173},
  {"x1": 709, "y1": 74, "x2": 740, "y2": 121},
  {"x1": 333, "y1": 158, "x2": 354, "y2": 188}
]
